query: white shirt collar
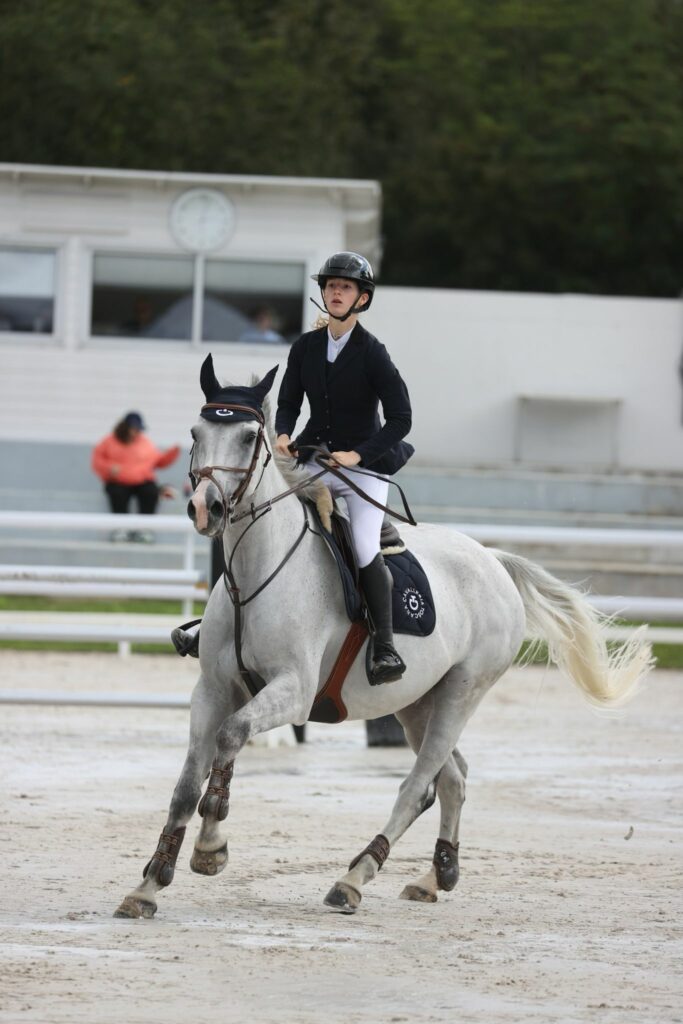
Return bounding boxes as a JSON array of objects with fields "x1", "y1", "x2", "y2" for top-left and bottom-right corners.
[{"x1": 326, "y1": 325, "x2": 354, "y2": 362}]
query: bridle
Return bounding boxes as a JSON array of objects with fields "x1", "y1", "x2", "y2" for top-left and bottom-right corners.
[
  {"x1": 189, "y1": 402, "x2": 418, "y2": 531},
  {"x1": 187, "y1": 400, "x2": 314, "y2": 699},
  {"x1": 188, "y1": 403, "x2": 272, "y2": 530}
]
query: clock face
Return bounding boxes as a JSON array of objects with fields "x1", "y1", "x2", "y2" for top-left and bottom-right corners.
[{"x1": 170, "y1": 189, "x2": 235, "y2": 252}]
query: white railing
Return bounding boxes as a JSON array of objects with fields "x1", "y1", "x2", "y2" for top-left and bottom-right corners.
[
  {"x1": 0, "y1": 510, "x2": 206, "y2": 653},
  {"x1": 1, "y1": 512, "x2": 683, "y2": 648}
]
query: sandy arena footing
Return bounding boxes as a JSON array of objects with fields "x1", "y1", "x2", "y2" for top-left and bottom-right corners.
[{"x1": 0, "y1": 651, "x2": 681, "y2": 1024}]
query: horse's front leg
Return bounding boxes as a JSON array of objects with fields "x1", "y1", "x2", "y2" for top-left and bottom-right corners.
[
  {"x1": 114, "y1": 677, "x2": 229, "y2": 919},
  {"x1": 191, "y1": 670, "x2": 312, "y2": 874}
]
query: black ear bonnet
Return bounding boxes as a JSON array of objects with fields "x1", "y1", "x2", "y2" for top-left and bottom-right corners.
[{"x1": 199, "y1": 354, "x2": 278, "y2": 423}]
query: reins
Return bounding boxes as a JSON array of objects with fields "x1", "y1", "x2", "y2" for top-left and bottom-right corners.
[
  {"x1": 226, "y1": 446, "x2": 417, "y2": 527},
  {"x1": 222, "y1": 500, "x2": 311, "y2": 697},
  {"x1": 303, "y1": 447, "x2": 418, "y2": 527}
]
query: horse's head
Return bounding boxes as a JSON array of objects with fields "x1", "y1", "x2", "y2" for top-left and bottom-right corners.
[{"x1": 187, "y1": 355, "x2": 278, "y2": 536}]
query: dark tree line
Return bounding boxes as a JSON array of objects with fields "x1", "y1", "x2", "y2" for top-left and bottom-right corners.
[{"x1": 1, "y1": 0, "x2": 682, "y2": 296}]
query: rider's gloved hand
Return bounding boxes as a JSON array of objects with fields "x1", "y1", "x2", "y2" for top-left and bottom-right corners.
[
  {"x1": 328, "y1": 450, "x2": 361, "y2": 468},
  {"x1": 276, "y1": 434, "x2": 295, "y2": 457}
]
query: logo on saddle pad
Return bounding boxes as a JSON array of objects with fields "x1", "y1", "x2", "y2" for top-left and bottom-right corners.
[{"x1": 401, "y1": 586, "x2": 425, "y2": 620}]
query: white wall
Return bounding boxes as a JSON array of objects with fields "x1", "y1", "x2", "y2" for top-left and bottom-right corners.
[
  {"x1": 2, "y1": 287, "x2": 682, "y2": 473},
  {"x1": 365, "y1": 287, "x2": 683, "y2": 472}
]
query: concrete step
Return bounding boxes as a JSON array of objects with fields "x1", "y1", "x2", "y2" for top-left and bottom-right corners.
[
  {"x1": 4, "y1": 439, "x2": 683, "y2": 518},
  {"x1": 402, "y1": 465, "x2": 683, "y2": 518},
  {"x1": 417, "y1": 503, "x2": 683, "y2": 530}
]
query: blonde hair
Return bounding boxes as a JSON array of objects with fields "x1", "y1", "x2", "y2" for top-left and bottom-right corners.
[{"x1": 312, "y1": 314, "x2": 328, "y2": 329}]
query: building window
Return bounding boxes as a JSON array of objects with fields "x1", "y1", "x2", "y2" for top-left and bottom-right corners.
[
  {"x1": 91, "y1": 253, "x2": 195, "y2": 339},
  {"x1": 90, "y1": 252, "x2": 304, "y2": 344},
  {"x1": 203, "y1": 259, "x2": 305, "y2": 345},
  {"x1": 0, "y1": 247, "x2": 55, "y2": 334}
]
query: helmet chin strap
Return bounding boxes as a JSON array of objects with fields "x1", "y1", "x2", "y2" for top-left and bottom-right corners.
[{"x1": 309, "y1": 293, "x2": 367, "y2": 322}]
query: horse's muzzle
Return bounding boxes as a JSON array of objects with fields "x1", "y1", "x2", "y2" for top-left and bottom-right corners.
[{"x1": 187, "y1": 479, "x2": 225, "y2": 536}]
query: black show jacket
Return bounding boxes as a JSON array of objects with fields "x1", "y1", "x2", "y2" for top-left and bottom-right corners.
[{"x1": 275, "y1": 323, "x2": 414, "y2": 476}]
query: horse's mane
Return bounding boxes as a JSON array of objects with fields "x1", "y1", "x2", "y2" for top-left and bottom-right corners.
[{"x1": 250, "y1": 375, "x2": 326, "y2": 504}]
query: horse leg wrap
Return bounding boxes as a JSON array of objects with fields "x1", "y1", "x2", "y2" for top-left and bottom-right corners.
[
  {"x1": 348, "y1": 833, "x2": 391, "y2": 872},
  {"x1": 433, "y1": 838, "x2": 460, "y2": 891},
  {"x1": 197, "y1": 761, "x2": 234, "y2": 821},
  {"x1": 142, "y1": 826, "x2": 186, "y2": 888}
]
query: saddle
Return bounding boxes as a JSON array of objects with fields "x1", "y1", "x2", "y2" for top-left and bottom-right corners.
[{"x1": 306, "y1": 497, "x2": 436, "y2": 724}]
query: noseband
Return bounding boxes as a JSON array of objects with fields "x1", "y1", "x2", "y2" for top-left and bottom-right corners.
[{"x1": 189, "y1": 404, "x2": 272, "y2": 526}]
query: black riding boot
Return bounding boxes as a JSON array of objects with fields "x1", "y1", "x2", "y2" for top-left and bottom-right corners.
[
  {"x1": 359, "y1": 554, "x2": 406, "y2": 684},
  {"x1": 171, "y1": 623, "x2": 200, "y2": 658}
]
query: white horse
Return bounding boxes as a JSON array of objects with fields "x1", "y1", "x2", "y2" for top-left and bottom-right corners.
[{"x1": 114, "y1": 369, "x2": 653, "y2": 919}]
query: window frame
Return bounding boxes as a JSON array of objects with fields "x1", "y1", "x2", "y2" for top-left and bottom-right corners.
[
  {"x1": 0, "y1": 241, "x2": 63, "y2": 345},
  {"x1": 85, "y1": 245, "x2": 308, "y2": 349}
]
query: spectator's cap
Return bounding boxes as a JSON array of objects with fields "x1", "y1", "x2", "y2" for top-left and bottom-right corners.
[
  {"x1": 124, "y1": 412, "x2": 146, "y2": 431},
  {"x1": 199, "y1": 353, "x2": 278, "y2": 423}
]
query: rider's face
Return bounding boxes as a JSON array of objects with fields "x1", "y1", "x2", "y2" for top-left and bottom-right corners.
[{"x1": 323, "y1": 278, "x2": 368, "y2": 315}]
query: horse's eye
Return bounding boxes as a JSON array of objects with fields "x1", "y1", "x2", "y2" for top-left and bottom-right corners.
[
  {"x1": 190, "y1": 427, "x2": 198, "y2": 441},
  {"x1": 242, "y1": 432, "x2": 257, "y2": 446}
]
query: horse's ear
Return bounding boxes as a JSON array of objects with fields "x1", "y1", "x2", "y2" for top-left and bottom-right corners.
[
  {"x1": 200, "y1": 353, "x2": 220, "y2": 400},
  {"x1": 252, "y1": 365, "x2": 278, "y2": 406}
]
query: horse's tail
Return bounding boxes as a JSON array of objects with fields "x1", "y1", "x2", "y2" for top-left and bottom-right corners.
[{"x1": 492, "y1": 549, "x2": 654, "y2": 707}]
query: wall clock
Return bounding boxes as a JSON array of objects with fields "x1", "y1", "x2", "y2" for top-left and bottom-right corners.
[{"x1": 169, "y1": 189, "x2": 235, "y2": 252}]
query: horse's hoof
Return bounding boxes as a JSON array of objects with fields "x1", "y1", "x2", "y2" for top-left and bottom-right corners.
[
  {"x1": 190, "y1": 843, "x2": 228, "y2": 876},
  {"x1": 113, "y1": 895, "x2": 157, "y2": 919},
  {"x1": 400, "y1": 884, "x2": 438, "y2": 903},
  {"x1": 323, "y1": 882, "x2": 361, "y2": 914}
]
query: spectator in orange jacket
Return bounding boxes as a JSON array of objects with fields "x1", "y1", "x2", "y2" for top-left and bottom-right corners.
[{"x1": 91, "y1": 412, "x2": 181, "y2": 542}]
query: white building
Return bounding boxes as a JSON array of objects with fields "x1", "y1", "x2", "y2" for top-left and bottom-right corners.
[
  {"x1": 1, "y1": 162, "x2": 682, "y2": 495},
  {"x1": 0, "y1": 161, "x2": 380, "y2": 450}
]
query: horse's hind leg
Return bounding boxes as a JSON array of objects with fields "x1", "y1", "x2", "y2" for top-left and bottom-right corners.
[
  {"x1": 399, "y1": 727, "x2": 466, "y2": 904},
  {"x1": 114, "y1": 677, "x2": 226, "y2": 919},
  {"x1": 324, "y1": 666, "x2": 483, "y2": 914}
]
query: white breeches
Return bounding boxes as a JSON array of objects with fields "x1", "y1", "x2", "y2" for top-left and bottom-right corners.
[{"x1": 305, "y1": 465, "x2": 389, "y2": 568}]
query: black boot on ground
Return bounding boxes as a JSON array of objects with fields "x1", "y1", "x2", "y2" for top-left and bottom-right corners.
[
  {"x1": 171, "y1": 626, "x2": 200, "y2": 658},
  {"x1": 359, "y1": 553, "x2": 406, "y2": 684}
]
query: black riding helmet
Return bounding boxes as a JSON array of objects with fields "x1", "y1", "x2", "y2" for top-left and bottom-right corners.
[{"x1": 311, "y1": 251, "x2": 375, "y2": 320}]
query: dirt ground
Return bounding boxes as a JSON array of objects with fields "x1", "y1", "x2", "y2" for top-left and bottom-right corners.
[{"x1": 0, "y1": 651, "x2": 681, "y2": 1024}]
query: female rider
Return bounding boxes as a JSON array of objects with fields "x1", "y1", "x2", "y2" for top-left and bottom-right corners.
[{"x1": 275, "y1": 251, "x2": 413, "y2": 684}]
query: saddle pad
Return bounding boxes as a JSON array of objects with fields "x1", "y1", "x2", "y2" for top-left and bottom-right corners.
[
  {"x1": 387, "y1": 549, "x2": 436, "y2": 638},
  {"x1": 305, "y1": 498, "x2": 436, "y2": 637}
]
